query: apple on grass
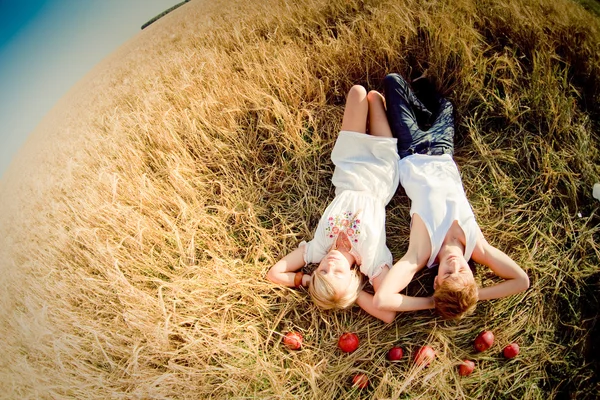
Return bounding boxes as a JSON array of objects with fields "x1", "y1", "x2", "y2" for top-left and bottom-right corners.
[
  {"x1": 458, "y1": 359, "x2": 475, "y2": 376},
  {"x1": 352, "y1": 374, "x2": 369, "y2": 389},
  {"x1": 503, "y1": 343, "x2": 520, "y2": 358},
  {"x1": 387, "y1": 346, "x2": 404, "y2": 361},
  {"x1": 414, "y1": 346, "x2": 436, "y2": 366},
  {"x1": 283, "y1": 331, "x2": 302, "y2": 350},
  {"x1": 338, "y1": 332, "x2": 359, "y2": 353},
  {"x1": 474, "y1": 330, "x2": 495, "y2": 352}
]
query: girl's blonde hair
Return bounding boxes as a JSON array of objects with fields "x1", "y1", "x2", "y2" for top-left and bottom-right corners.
[{"x1": 308, "y1": 269, "x2": 363, "y2": 310}]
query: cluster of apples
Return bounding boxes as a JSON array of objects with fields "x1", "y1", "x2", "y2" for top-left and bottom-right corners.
[
  {"x1": 282, "y1": 329, "x2": 519, "y2": 388},
  {"x1": 459, "y1": 330, "x2": 520, "y2": 376},
  {"x1": 282, "y1": 331, "x2": 434, "y2": 389},
  {"x1": 285, "y1": 332, "x2": 369, "y2": 388}
]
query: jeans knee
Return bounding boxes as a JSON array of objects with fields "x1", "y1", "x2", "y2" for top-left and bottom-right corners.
[
  {"x1": 383, "y1": 74, "x2": 398, "y2": 91},
  {"x1": 383, "y1": 73, "x2": 409, "y2": 95}
]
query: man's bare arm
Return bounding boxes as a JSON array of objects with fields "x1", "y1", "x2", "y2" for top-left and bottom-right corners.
[
  {"x1": 372, "y1": 215, "x2": 433, "y2": 312},
  {"x1": 471, "y1": 239, "x2": 530, "y2": 300},
  {"x1": 372, "y1": 254, "x2": 434, "y2": 311}
]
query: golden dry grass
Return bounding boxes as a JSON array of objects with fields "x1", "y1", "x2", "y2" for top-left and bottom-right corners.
[{"x1": 1, "y1": 0, "x2": 599, "y2": 398}]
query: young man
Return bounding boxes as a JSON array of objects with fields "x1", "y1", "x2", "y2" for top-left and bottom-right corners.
[{"x1": 373, "y1": 73, "x2": 530, "y2": 319}]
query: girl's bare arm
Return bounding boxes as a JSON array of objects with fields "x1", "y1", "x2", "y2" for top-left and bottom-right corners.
[{"x1": 266, "y1": 246, "x2": 310, "y2": 287}]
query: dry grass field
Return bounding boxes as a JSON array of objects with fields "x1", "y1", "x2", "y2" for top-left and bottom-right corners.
[{"x1": 1, "y1": 0, "x2": 599, "y2": 398}]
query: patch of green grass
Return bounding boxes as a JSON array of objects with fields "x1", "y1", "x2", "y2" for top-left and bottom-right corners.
[{"x1": 575, "y1": 0, "x2": 600, "y2": 17}]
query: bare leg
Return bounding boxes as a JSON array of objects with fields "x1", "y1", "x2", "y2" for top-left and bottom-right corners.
[
  {"x1": 367, "y1": 90, "x2": 393, "y2": 138},
  {"x1": 341, "y1": 85, "x2": 368, "y2": 134}
]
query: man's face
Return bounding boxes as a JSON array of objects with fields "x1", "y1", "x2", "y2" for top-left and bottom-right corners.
[{"x1": 434, "y1": 253, "x2": 474, "y2": 289}]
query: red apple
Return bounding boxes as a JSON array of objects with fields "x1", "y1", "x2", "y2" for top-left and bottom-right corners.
[
  {"x1": 458, "y1": 359, "x2": 475, "y2": 376},
  {"x1": 474, "y1": 330, "x2": 494, "y2": 352},
  {"x1": 413, "y1": 346, "x2": 436, "y2": 366},
  {"x1": 503, "y1": 343, "x2": 520, "y2": 359},
  {"x1": 387, "y1": 346, "x2": 404, "y2": 361},
  {"x1": 338, "y1": 332, "x2": 359, "y2": 353},
  {"x1": 283, "y1": 331, "x2": 302, "y2": 350},
  {"x1": 352, "y1": 373, "x2": 369, "y2": 389}
]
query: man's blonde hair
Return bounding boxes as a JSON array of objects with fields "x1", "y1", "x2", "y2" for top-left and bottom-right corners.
[
  {"x1": 433, "y1": 275, "x2": 478, "y2": 319},
  {"x1": 308, "y1": 269, "x2": 362, "y2": 310}
]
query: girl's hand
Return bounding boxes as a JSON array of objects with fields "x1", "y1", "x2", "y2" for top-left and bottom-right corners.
[{"x1": 301, "y1": 273, "x2": 312, "y2": 288}]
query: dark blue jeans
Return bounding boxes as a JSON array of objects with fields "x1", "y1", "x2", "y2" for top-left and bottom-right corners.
[{"x1": 383, "y1": 73, "x2": 454, "y2": 159}]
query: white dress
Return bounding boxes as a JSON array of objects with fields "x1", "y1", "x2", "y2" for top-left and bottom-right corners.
[
  {"x1": 302, "y1": 131, "x2": 400, "y2": 283},
  {"x1": 398, "y1": 154, "x2": 484, "y2": 267}
]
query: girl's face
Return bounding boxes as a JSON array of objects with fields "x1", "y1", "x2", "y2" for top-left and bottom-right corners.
[{"x1": 315, "y1": 249, "x2": 354, "y2": 295}]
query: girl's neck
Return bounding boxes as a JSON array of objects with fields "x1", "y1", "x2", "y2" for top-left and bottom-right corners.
[
  {"x1": 335, "y1": 231, "x2": 352, "y2": 251},
  {"x1": 338, "y1": 247, "x2": 356, "y2": 267},
  {"x1": 334, "y1": 232, "x2": 356, "y2": 265}
]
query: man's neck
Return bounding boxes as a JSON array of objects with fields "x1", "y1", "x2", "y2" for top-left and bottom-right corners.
[{"x1": 439, "y1": 237, "x2": 465, "y2": 258}]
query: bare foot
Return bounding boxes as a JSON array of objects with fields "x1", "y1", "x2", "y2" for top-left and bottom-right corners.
[{"x1": 412, "y1": 69, "x2": 429, "y2": 83}]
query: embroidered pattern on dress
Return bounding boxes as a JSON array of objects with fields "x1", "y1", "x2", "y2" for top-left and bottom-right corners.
[{"x1": 326, "y1": 211, "x2": 362, "y2": 243}]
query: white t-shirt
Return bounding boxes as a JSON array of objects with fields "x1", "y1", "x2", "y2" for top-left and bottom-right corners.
[
  {"x1": 302, "y1": 131, "x2": 400, "y2": 283},
  {"x1": 398, "y1": 154, "x2": 483, "y2": 267}
]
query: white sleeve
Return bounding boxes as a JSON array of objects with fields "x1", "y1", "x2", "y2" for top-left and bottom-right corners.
[
  {"x1": 302, "y1": 232, "x2": 328, "y2": 265},
  {"x1": 370, "y1": 245, "x2": 393, "y2": 283}
]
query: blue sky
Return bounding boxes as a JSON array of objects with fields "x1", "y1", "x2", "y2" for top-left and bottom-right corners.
[{"x1": 0, "y1": 0, "x2": 180, "y2": 179}]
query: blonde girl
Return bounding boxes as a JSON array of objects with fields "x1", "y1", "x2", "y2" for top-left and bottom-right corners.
[{"x1": 267, "y1": 84, "x2": 432, "y2": 323}]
